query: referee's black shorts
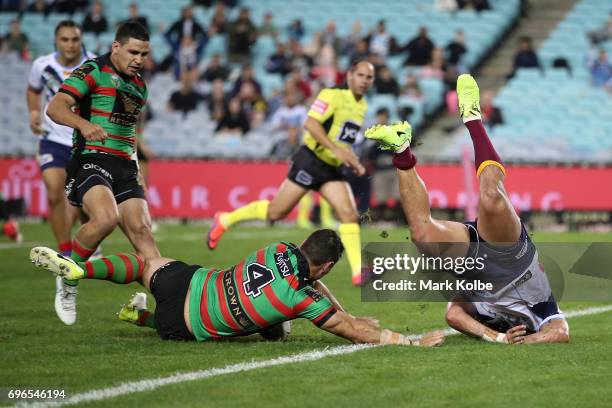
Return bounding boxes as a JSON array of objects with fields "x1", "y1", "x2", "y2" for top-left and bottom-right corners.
[
  {"x1": 149, "y1": 261, "x2": 200, "y2": 341},
  {"x1": 287, "y1": 146, "x2": 345, "y2": 190}
]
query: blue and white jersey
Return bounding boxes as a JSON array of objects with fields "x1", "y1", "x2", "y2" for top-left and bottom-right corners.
[{"x1": 28, "y1": 51, "x2": 95, "y2": 147}]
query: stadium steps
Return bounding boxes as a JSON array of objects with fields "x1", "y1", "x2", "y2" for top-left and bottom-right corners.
[{"x1": 414, "y1": 0, "x2": 580, "y2": 163}]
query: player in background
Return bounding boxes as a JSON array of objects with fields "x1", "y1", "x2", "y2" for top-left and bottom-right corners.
[
  {"x1": 364, "y1": 74, "x2": 569, "y2": 345},
  {"x1": 45, "y1": 22, "x2": 159, "y2": 325},
  {"x1": 208, "y1": 59, "x2": 375, "y2": 286},
  {"x1": 0, "y1": 193, "x2": 22, "y2": 243},
  {"x1": 26, "y1": 20, "x2": 96, "y2": 324},
  {"x1": 30, "y1": 229, "x2": 444, "y2": 346}
]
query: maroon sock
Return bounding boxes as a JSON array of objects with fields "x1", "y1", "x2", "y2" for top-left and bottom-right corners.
[
  {"x1": 465, "y1": 119, "x2": 503, "y2": 173},
  {"x1": 392, "y1": 147, "x2": 417, "y2": 170}
]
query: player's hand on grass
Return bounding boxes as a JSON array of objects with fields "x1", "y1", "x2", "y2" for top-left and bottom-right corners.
[
  {"x1": 414, "y1": 330, "x2": 445, "y2": 347},
  {"x1": 333, "y1": 145, "x2": 366, "y2": 176},
  {"x1": 506, "y1": 325, "x2": 527, "y2": 344},
  {"x1": 80, "y1": 122, "x2": 107, "y2": 142},
  {"x1": 29, "y1": 111, "x2": 43, "y2": 135}
]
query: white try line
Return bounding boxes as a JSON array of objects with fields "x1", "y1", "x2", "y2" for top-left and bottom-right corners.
[{"x1": 12, "y1": 304, "x2": 612, "y2": 408}]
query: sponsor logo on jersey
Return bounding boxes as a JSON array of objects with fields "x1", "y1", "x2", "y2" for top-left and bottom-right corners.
[
  {"x1": 70, "y1": 63, "x2": 95, "y2": 80},
  {"x1": 38, "y1": 153, "x2": 54, "y2": 166},
  {"x1": 222, "y1": 268, "x2": 254, "y2": 329},
  {"x1": 513, "y1": 270, "x2": 533, "y2": 288},
  {"x1": 274, "y1": 251, "x2": 295, "y2": 278},
  {"x1": 311, "y1": 99, "x2": 328, "y2": 114},
  {"x1": 305, "y1": 288, "x2": 323, "y2": 302}
]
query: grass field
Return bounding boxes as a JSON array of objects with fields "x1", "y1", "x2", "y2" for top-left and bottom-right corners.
[{"x1": 1, "y1": 223, "x2": 612, "y2": 407}]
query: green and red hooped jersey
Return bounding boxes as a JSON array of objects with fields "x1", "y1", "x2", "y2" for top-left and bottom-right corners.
[
  {"x1": 58, "y1": 53, "x2": 148, "y2": 160},
  {"x1": 189, "y1": 242, "x2": 337, "y2": 341}
]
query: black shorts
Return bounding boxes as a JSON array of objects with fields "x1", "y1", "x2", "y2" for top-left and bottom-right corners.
[
  {"x1": 287, "y1": 146, "x2": 345, "y2": 191},
  {"x1": 149, "y1": 261, "x2": 201, "y2": 341},
  {"x1": 65, "y1": 153, "x2": 145, "y2": 207}
]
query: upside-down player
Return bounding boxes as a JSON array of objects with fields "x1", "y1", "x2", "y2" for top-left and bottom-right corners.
[
  {"x1": 30, "y1": 229, "x2": 444, "y2": 347},
  {"x1": 364, "y1": 74, "x2": 569, "y2": 345},
  {"x1": 207, "y1": 59, "x2": 375, "y2": 286}
]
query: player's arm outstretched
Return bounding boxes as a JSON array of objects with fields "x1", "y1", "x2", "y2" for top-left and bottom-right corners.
[
  {"x1": 446, "y1": 301, "x2": 569, "y2": 344},
  {"x1": 320, "y1": 311, "x2": 444, "y2": 347}
]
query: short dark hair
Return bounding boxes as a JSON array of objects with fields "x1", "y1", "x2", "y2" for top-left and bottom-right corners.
[
  {"x1": 115, "y1": 22, "x2": 149, "y2": 44},
  {"x1": 55, "y1": 20, "x2": 79, "y2": 36},
  {"x1": 300, "y1": 229, "x2": 344, "y2": 266}
]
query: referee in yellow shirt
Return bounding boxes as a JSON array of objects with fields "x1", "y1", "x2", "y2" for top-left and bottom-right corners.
[{"x1": 207, "y1": 59, "x2": 375, "y2": 286}]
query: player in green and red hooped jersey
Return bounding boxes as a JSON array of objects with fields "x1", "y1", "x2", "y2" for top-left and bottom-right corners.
[
  {"x1": 45, "y1": 22, "x2": 159, "y2": 326},
  {"x1": 30, "y1": 229, "x2": 444, "y2": 347}
]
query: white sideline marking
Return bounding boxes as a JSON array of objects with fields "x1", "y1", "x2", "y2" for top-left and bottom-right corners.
[{"x1": 12, "y1": 304, "x2": 612, "y2": 408}]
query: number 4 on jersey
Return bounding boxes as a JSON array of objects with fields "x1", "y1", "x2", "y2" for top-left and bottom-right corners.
[{"x1": 243, "y1": 263, "x2": 275, "y2": 298}]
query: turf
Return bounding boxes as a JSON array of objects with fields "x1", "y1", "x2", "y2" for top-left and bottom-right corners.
[{"x1": 1, "y1": 223, "x2": 611, "y2": 407}]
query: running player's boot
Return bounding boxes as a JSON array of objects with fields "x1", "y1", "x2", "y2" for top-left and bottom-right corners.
[
  {"x1": 118, "y1": 292, "x2": 148, "y2": 324},
  {"x1": 206, "y1": 212, "x2": 227, "y2": 250},
  {"x1": 54, "y1": 276, "x2": 77, "y2": 325},
  {"x1": 364, "y1": 121, "x2": 412, "y2": 153},
  {"x1": 30, "y1": 246, "x2": 84, "y2": 281},
  {"x1": 457, "y1": 74, "x2": 481, "y2": 122}
]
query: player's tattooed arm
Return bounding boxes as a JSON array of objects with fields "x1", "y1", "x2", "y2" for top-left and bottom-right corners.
[
  {"x1": 47, "y1": 93, "x2": 107, "y2": 142},
  {"x1": 312, "y1": 280, "x2": 345, "y2": 312},
  {"x1": 320, "y1": 311, "x2": 444, "y2": 347}
]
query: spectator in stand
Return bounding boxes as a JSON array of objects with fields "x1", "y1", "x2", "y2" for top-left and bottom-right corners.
[
  {"x1": 341, "y1": 20, "x2": 363, "y2": 57},
  {"x1": 54, "y1": 0, "x2": 88, "y2": 14},
  {"x1": 119, "y1": 3, "x2": 149, "y2": 32},
  {"x1": 82, "y1": 0, "x2": 108, "y2": 36},
  {"x1": 165, "y1": 5, "x2": 207, "y2": 45},
  {"x1": 435, "y1": 0, "x2": 458, "y2": 12},
  {"x1": 588, "y1": 13, "x2": 612, "y2": 45},
  {"x1": 311, "y1": 43, "x2": 341, "y2": 88},
  {"x1": 269, "y1": 88, "x2": 307, "y2": 160},
  {"x1": 209, "y1": 2, "x2": 229, "y2": 35},
  {"x1": 2, "y1": 19, "x2": 29, "y2": 60},
  {"x1": 288, "y1": 39, "x2": 314, "y2": 72},
  {"x1": 446, "y1": 30, "x2": 467, "y2": 69},
  {"x1": 200, "y1": 53, "x2": 230, "y2": 82},
  {"x1": 509, "y1": 36, "x2": 540, "y2": 78},
  {"x1": 287, "y1": 18, "x2": 304, "y2": 42},
  {"x1": 350, "y1": 38, "x2": 370, "y2": 63},
  {"x1": 420, "y1": 47, "x2": 446, "y2": 79},
  {"x1": 402, "y1": 26, "x2": 434, "y2": 66},
  {"x1": 480, "y1": 90, "x2": 504, "y2": 128},
  {"x1": 586, "y1": 48, "x2": 612, "y2": 88},
  {"x1": 259, "y1": 12, "x2": 278, "y2": 38},
  {"x1": 401, "y1": 74, "x2": 424, "y2": 100},
  {"x1": 321, "y1": 20, "x2": 340, "y2": 54},
  {"x1": 237, "y1": 81, "x2": 267, "y2": 128},
  {"x1": 266, "y1": 41, "x2": 293, "y2": 76},
  {"x1": 0, "y1": 0, "x2": 24, "y2": 11},
  {"x1": 375, "y1": 65, "x2": 400, "y2": 96},
  {"x1": 28, "y1": 0, "x2": 52, "y2": 16},
  {"x1": 167, "y1": 72, "x2": 206, "y2": 116},
  {"x1": 228, "y1": 7, "x2": 257, "y2": 65},
  {"x1": 216, "y1": 97, "x2": 250, "y2": 136},
  {"x1": 231, "y1": 64, "x2": 262, "y2": 97},
  {"x1": 164, "y1": 7, "x2": 208, "y2": 80},
  {"x1": 369, "y1": 20, "x2": 392, "y2": 58},
  {"x1": 304, "y1": 31, "x2": 323, "y2": 60},
  {"x1": 207, "y1": 78, "x2": 229, "y2": 121},
  {"x1": 287, "y1": 68, "x2": 312, "y2": 101},
  {"x1": 457, "y1": 0, "x2": 491, "y2": 12}
]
